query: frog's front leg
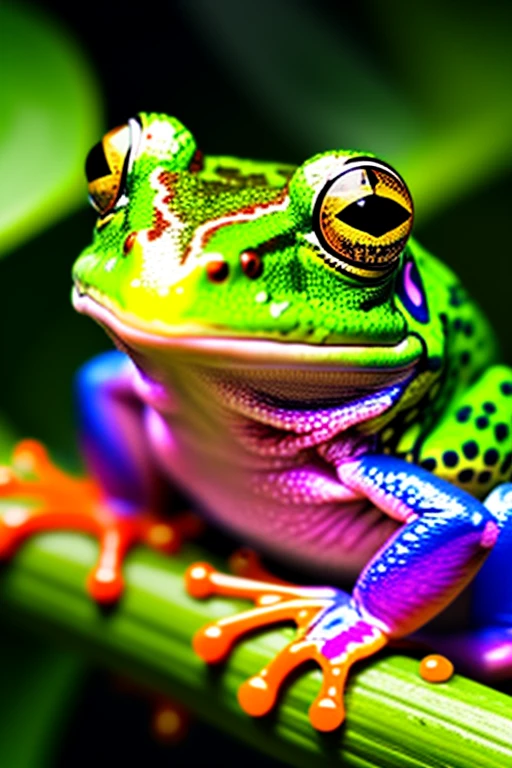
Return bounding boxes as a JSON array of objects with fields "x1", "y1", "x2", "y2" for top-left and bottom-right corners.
[
  {"x1": 424, "y1": 482, "x2": 512, "y2": 680},
  {"x1": 0, "y1": 351, "x2": 198, "y2": 602},
  {"x1": 187, "y1": 456, "x2": 499, "y2": 731}
]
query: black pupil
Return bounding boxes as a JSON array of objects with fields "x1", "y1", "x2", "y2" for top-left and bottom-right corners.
[
  {"x1": 85, "y1": 141, "x2": 111, "y2": 183},
  {"x1": 335, "y1": 193, "x2": 410, "y2": 238}
]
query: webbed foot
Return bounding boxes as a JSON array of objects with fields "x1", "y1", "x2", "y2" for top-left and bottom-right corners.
[
  {"x1": 185, "y1": 562, "x2": 387, "y2": 731},
  {"x1": 0, "y1": 440, "x2": 201, "y2": 603}
]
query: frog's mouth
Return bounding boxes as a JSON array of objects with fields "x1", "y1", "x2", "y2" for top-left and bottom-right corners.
[{"x1": 73, "y1": 288, "x2": 424, "y2": 401}]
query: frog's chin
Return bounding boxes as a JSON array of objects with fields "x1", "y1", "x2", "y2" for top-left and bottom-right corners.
[{"x1": 73, "y1": 287, "x2": 424, "y2": 374}]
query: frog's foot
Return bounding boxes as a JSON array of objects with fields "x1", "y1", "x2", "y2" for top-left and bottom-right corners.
[
  {"x1": 185, "y1": 563, "x2": 388, "y2": 731},
  {"x1": 0, "y1": 440, "x2": 201, "y2": 603}
]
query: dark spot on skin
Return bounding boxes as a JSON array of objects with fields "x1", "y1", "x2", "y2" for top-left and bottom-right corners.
[
  {"x1": 484, "y1": 448, "x2": 499, "y2": 466},
  {"x1": 501, "y1": 382, "x2": 512, "y2": 396},
  {"x1": 483, "y1": 402, "x2": 496, "y2": 414},
  {"x1": 439, "y1": 312, "x2": 448, "y2": 327},
  {"x1": 495, "y1": 423, "x2": 509, "y2": 442},
  {"x1": 501, "y1": 453, "x2": 512, "y2": 474},
  {"x1": 458, "y1": 468, "x2": 474, "y2": 483},
  {"x1": 449, "y1": 285, "x2": 465, "y2": 307},
  {"x1": 206, "y1": 259, "x2": 229, "y2": 283},
  {"x1": 254, "y1": 232, "x2": 297, "y2": 257},
  {"x1": 460, "y1": 351, "x2": 471, "y2": 366},
  {"x1": 478, "y1": 470, "x2": 492, "y2": 484},
  {"x1": 240, "y1": 250, "x2": 263, "y2": 279},
  {"x1": 421, "y1": 458, "x2": 437, "y2": 472},
  {"x1": 462, "y1": 441, "x2": 479, "y2": 460},
  {"x1": 428, "y1": 356, "x2": 443, "y2": 372},
  {"x1": 360, "y1": 293, "x2": 387, "y2": 312},
  {"x1": 453, "y1": 318, "x2": 463, "y2": 331},
  {"x1": 456, "y1": 407, "x2": 472, "y2": 423},
  {"x1": 463, "y1": 322, "x2": 474, "y2": 337},
  {"x1": 442, "y1": 450, "x2": 459, "y2": 468},
  {"x1": 476, "y1": 416, "x2": 489, "y2": 430}
]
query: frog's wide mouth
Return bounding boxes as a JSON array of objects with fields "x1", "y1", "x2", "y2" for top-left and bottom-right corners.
[{"x1": 72, "y1": 287, "x2": 424, "y2": 373}]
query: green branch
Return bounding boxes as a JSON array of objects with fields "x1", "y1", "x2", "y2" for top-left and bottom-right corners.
[{"x1": 0, "y1": 522, "x2": 510, "y2": 767}]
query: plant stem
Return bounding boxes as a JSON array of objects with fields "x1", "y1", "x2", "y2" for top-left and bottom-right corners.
[{"x1": 0, "y1": 526, "x2": 510, "y2": 767}]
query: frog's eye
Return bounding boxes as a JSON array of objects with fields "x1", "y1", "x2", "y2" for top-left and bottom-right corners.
[
  {"x1": 85, "y1": 119, "x2": 140, "y2": 216},
  {"x1": 314, "y1": 159, "x2": 413, "y2": 279}
]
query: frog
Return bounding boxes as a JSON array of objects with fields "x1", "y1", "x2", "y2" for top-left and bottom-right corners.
[{"x1": 1, "y1": 112, "x2": 512, "y2": 732}]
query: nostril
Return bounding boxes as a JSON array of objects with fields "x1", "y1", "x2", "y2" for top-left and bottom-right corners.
[
  {"x1": 206, "y1": 258, "x2": 229, "y2": 283},
  {"x1": 240, "y1": 250, "x2": 263, "y2": 279}
]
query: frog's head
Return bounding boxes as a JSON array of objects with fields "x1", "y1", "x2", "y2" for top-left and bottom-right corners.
[{"x1": 73, "y1": 113, "x2": 430, "y2": 381}]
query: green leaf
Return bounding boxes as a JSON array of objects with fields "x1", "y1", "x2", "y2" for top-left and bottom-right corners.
[
  {"x1": 0, "y1": 415, "x2": 16, "y2": 463},
  {"x1": 0, "y1": 3, "x2": 103, "y2": 256},
  {"x1": 181, "y1": 0, "x2": 421, "y2": 157},
  {"x1": 370, "y1": 0, "x2": 512, "y2": 217},
  {"x1": 0, "y1": 622, "x2": 84, "y2": 768}
]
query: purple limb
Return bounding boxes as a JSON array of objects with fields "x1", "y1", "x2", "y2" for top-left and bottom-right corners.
[
  {"x1": 75, "y1": 351, "x2": 166, "y2": 513},
  {"x1": 339, "y1": 456, "x2": 499, "y2": 638},
  {"x1": 430, "y1": 483, "x2": 512, "y2": 680}
]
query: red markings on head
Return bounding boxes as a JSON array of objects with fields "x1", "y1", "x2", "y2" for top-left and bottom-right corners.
[
  {"x1": 158, "y1": 170, "x2": 178, "y2": 194},
  {"x1": 189, "y1": 149, "x2": 204, "y2": 173},
  {"x1": 148, "y1": 209, "x2": 170, "y2": 241}
]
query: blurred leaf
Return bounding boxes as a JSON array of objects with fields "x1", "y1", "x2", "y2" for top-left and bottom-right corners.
[
  {"x1": 181, "y1": 0, "x2": 421, "y2": 156},
  {"x1": 0, "y1": 621, "x2": 84, "y2": 768},
  {"x1": 371, "y1": 0, "x2": 512, "y2": 217},
  {"x1": 182, "y1": 0, "x2": 512, "y2": 220},
  {"x1": 0, "y1": 3, "x2": 103, "y2": 257},
  {"x1": 0, "y1": 414, "x2": 16, "y2": 463}
]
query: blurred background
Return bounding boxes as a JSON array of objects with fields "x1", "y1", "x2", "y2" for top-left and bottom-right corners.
[{"x1": 1, "y1": 0, "x2": 512, "y2": 764}]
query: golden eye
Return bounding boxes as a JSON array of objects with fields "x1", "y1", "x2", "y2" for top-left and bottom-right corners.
[
  {"x1": 314, "y1": 159, "x2": 413, "y2": 279},
  {"x1": 85, "y1": 123, "x2": 132, "y2": 216}
]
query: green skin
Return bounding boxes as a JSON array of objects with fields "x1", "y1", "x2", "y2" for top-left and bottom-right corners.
[
  {"x1": 74, "y1": 112, "x2": 512, "y2": 506},
  {"x1": 69, "y1": 112, "x2": 512, "y2": 726}
]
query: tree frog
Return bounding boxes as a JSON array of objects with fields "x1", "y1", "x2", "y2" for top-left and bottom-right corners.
[{"x1": 1, "y1": 113, "x2": 512, "y2": 731}]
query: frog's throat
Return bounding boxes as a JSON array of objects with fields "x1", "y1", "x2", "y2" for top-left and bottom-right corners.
[{"x1": 72, "y1": 288, "x2": 423, "y2": 372}]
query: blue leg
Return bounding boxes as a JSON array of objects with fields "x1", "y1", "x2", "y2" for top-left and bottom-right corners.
[
  {"x1": 75, "y1": 350, "x2": 165, "y2": 513},
  {"x1": 337, "y1": 456, "x2": 500, "y2": 637},
  {"x1": 431, "y1": 484, "x2": 512, "y2": 679}
]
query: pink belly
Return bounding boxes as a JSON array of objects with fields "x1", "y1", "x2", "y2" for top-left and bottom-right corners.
[{"x1": 144, "y1": 406, "x2": 399, "y2": 577}]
